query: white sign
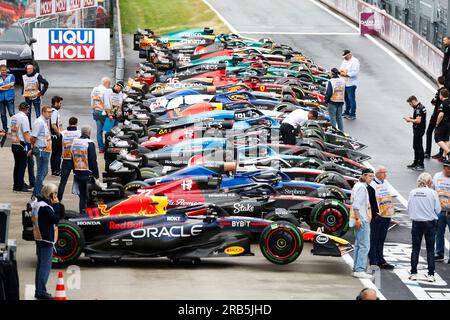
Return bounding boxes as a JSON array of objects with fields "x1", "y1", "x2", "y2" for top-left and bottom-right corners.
[
  {"x1": 36, "y1": 0, "x2": 98, "y2": 17},
  {"x1": 33, "y1": 28, "x2": 110, "y2": 61}
]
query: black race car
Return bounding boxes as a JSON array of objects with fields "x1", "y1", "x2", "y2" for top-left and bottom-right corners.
[{"x1": 21, "y1": 200, "x2": 353, "y2": 265}]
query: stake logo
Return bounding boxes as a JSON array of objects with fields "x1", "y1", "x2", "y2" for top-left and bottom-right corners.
[{"x1": 48, "y1": 29, "x2": 95, "y2": 60}]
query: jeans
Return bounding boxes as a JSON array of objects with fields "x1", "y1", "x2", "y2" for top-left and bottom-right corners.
[
  {"x1": 353, "y1": 220, "x2": 371, "y2": 272},
  {"x1": 26, "y1": 97, "x2": 41, "y2": 125},
  {"x1": 75, "y1": 174, "x2": 89, "y2": 214},
  {"x1": 0, "y1": 99, "x2": 14, "y2": 131},
  {"x1": 435, "y1": 211, "x2": 450, "y2": 257},
  {"x1": 57, "y1": 159, "x2": 73, "y2": 201},
  {"x1": 368, "y1": 215, "x2": 391, "y2": 265},
  {"x1": 35, "y1": 245, "x2": 53, "y2": 296},
  {"x1": 411, "y1": 220, "x2": 436, "y2": 275},
  {"x1": 327, "y1": 102, "x2": 344, "y2": 131},
  {"x1": 413, "y1": 128, "x2": 425, "y2": 166},
  {"x1": 50, "y1": 135, "x2": 62, "y2": 174},
  {"x1": 27, "y1": 153, "x2": 35, "y2": 187},
  {"x1": 11, "y1": 144, "x2": 27, "y2": 190},
  {"x1": 344, "y1": 85, "x2": 357, "y2": 117},
  {"x1": 93, "y1": 110, "x2": 105, "y2": 150},
  {"x1": 32, "y1": 148, "x2": 50, "y2": 198}
]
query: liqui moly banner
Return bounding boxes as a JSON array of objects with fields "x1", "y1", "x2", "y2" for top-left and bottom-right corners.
[
  {"x1": 319, "y1": 0, "x2": 443, "y2": 79},
  {"x1": 33, "y1": 28, "x2": 110, "y2": 60},
  {"x1": 36, "y1": 0, "x2": 97, "y2": 17}
]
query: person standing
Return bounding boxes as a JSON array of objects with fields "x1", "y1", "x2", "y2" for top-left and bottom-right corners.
[
  {"x1": 57, "y1": 117, "x2": 80, "y2": 201},
  {"x1": 340, "y1": 49, "x2": 360, "y2": 120},
  {"x1": 91, "y1": 77, "x2": 111, "y2": 152},
  {"x1": 404, "y1": 96, "x2": 427, "y2": 171},
  {"x1": 324, "y1": 68, "x2": 345, "y2": 131},
  {"x1": 427, "y1": 76, "x2": 446, "y2": 159},
  {"x1": 30, "y1": 106, "x2": 52, "y2": 198},
  {"x1": 442, "y1": 36, "x2": 450, "y2": 90},
  {"x1": 434, "y1": 89, "x2": 450, "y2": 159},
  {"x1": 10, "y1": 102, "x2": 32, "y2": 192},
  {"x1": 31, "y1": 183, "x2": 62, "y2": 299},
  {"x1": 367, "y1": 166, "x2": 396, "y2": 269},
  {"x1": 72, "y1": 125, "x2": 99, "y2": 213},
  {"x1": 103, "y1": 81, "x2": 124, "y2": 127},
  {"x1": 0, "y1": 64, "x2": 15, "y2": 132},
  {"x1": 22, "y1": 63, "x2": 49, "y2": 125},
  {"x1": 50, "y1": 96, "x2": 63, "y2": 176},
  {"x1": 350, "y1": 168, "x2": 374, "y2": 279},
  {"x1": 433, "y1": 160, "x2": 450, "y2": 262},
  {"x1": 407, "y1": 172, "x2": 440, "y2": 282}
]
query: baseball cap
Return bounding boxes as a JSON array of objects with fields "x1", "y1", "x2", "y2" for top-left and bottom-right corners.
[
  {"x1": 342, "y1": 49, "x2": 351, "y2": 57},
  {"x1": 331, "y1": 68, "x2": 339, "y2": 75},
  {"x1": 18, "y1": 102, "x2": 30, "y2": 109},
  {"x1": 116, "y1": 81, "x2": 124, "y2": 88},
  {"x1": 361, "y1": 168, "x2": 374, "y2": 175},
  {"x1": 443, "y1": 159, "x2": 450, "y2": 167}
]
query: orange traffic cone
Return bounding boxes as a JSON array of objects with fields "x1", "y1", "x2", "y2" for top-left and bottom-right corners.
[{"x1": 54, "y1": 271, "x2": 67, "y2": 300}]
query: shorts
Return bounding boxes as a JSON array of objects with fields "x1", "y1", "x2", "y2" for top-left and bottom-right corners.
[{"x1": 435, "y1": 124, "x2": 450, "y2": 143}]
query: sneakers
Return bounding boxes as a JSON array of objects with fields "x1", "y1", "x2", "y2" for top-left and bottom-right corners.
[
  {"x1": 435, "y1": 255, "x2": 444, "y2": 262},
  {"x1": 342, "y1": 113, "x2": 350, "y2": 119},
  {"x1": 13, "y1": 187, "x2": 32, "y2": 193},
  {"x1": 52, "y1": 171, "x2": 61, "y2": 176},
  {"x1": 34, "y1": 292, "x2": 53, "y2": 300},
  {"x1": 352, "y1": 271, "x2": 373, "y2": 279},
  {"x1": 378, "y1": 263, "x2": 395, "y2": 270},
  {"x1": 406, "y1": 163, "x2": 417, "y2": 169},
  {"x1": 347, "y1": 116, "x2": 356, "y2": 120},
  {"x1": 426, "y1": 274, "x2": 436, "y2": 282},
  {"x1": 413, "y1": 165, "x2": 425, "y2": 171},
  {"x1": 424, "y1": 153, "x2": 430, "y2": 159},
  {"x1": 409, "y1": 273, "x2": 418, "y2": 281}
]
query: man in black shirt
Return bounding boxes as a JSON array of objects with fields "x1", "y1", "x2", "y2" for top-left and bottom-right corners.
[
  {"x1": 404, "y1": 95, "x2": 426, "y2": 171},
  {"x1": 435, "y1": 89, "x2": 450, "y2": 159},
  {"x1": 427, "y1": 76, "x2": 446, "y2": 160},
  {"x1": 442, "y1": 36, "x2": 450, "y2": 90}
]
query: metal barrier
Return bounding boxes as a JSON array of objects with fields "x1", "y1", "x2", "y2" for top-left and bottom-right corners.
[
  {"x1": 112, "y1": 0, "x2": 124, "y2": 82},
  {"x1": 319, "y1": 0, "x2": 443, "y2": 80}
]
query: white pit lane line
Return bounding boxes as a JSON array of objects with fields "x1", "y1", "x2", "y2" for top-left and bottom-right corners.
[{"x1": 238, "y1": 31, "x2": 360, "y2": 35}]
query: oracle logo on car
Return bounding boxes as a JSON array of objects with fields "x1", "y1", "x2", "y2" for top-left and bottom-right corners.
[{"x1": 49, "y1": 29, "x2": 95, "y2": 60}]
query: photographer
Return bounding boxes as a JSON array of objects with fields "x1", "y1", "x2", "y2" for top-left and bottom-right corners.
[{"x1": 31, "y1": 183, "x2": 63, "y2": 300}]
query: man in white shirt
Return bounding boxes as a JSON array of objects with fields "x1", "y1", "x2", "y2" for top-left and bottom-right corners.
[
  {"x1": 280, "y1": 109, "x2": 318, "y2": 145},
  {"x1": 90, "y1": 77, "x2": 111, "y2": 152},
  {"x1": 407, "y1": 172, "x2": 440, "y2": 282},
  {"x1": 350, "y1": 168, "x2": 374, "y2": 279},
  {"x1": 340, "y1": 49, "x2": 360, "y2": 120},
  {"x1": 50, "y1": 96, "x2": 63, "y2": 176}
]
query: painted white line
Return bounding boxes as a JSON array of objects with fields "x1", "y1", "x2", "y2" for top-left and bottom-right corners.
[
  {"x1": 238, "y1": 31, "x2": 360, "y2": 35},
  {"x1": 308, "y1": 0, "x2": 359, "y2": 31},
  {"x1": 201, "y1": 0, "x2": 240, "y2": 35}
]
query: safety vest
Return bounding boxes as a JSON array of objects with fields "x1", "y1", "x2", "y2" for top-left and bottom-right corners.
[
  {"x1": 71, "y1": 138, "x2": 91, "y2": 171},
  {"x1": 0, "y1": 74, "x2": 15, "y2": 101},
  {"x1": 370, "y1": 179, "x2": 395, "y2": 218},
  {"x1": 329, "y1": 77, "x2": 345, "y2": 103},
  {"x1": 22, "y1": 73, "x2": 40, "y2": 99},
  {"x1": 433, "y1": 172, "x2": 450, "y2": 210},
  {"x1": 110, "y1": 91, "x2": 123, "y2": 115},
  {"x1": 61, "y1": 129, "x2": 81, "y2": 160},
  {"x1": 91, "y1": 85, "x2": 107, "y2": 111}
]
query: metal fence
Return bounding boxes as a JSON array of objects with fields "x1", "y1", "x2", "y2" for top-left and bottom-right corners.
[{"x1": 364, "y1": 0, "x2": 449, "y2": 50}]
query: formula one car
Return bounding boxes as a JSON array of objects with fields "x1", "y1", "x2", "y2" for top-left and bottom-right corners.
[{"x1": 21, "y1": 199, "x2": 353, "y2": 265}]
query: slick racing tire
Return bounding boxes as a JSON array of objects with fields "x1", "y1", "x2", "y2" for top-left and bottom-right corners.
[
  {"x1": 53, "y1": 220, "x2": 85, "y2": 264},
  {"x1": 315, "y1": 185, "x2": 347, "y2": 201},
  {"x1": 260, "y1": 222, "x2": 303, "y2": 265},
  {"x1": 140, "y1": 167, "x2": 160, "y2": 179},
  {"x1": 297, "y1": 158, "x2": 324, "y2": 169},
  {"x1": 298, "y1": 138, "x2": 325, "y2": 151},
  {"x1": 302, "y1": 128, "x2": 325, "y2": 141},
  {"x1": 309, "y1": 199, "x2": 349, "y2": 237},
  {"x1": 314, "y1": 172, "x2": 352, "y2": 190},
  {"x1": 124, "y1": 180, "x2": 150, "y2": 195},
  {"x1": 317, "y1": 163, "x2": 349, "y2": 176},
  {"x1": 296, "y1": 72, "x2": 314, "y2": 83}
]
